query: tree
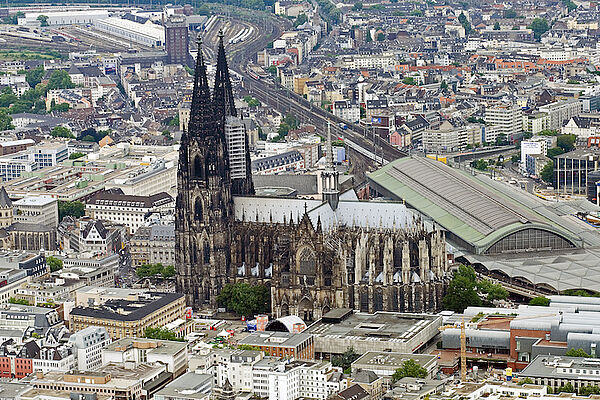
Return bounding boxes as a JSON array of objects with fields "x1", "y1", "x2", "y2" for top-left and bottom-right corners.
[
  {"x1": 540, "y1": 161, "x2": 554, "y2": 183},
  {"x1": 566, "y1": 348, "x2": 592, "y2": 358},
  {"x1": 37, "y1": 15, "x2": 49, "y2": 27},
  {"x1": 377, "y1": 32, "x2": 385, "y2": 41},
  {"x1": 557, "y1": 134, "x2": 576, "y2": 152},
  {"x1": 46, "y1": 256, "x2": 63, "y2": 273},
  {"x1": 69, "y1": 152, "x2": 85, "y2": 160},
  {"x1": 529, "y1": 296, "x2": 550, "y2": 306},
  {"x1": 579, "y1": 386, "x2": 600, "y2": 396},
  {"x1": 82, "y1": 135, "x2": 95, "y2": 142},
  {"x1": 197, "y1": 3, "x2": 211, "y2": 15},
  {"x1": 0, "y1": 88, "x2": 18, "y2": 108},
  {"x1": 331, "y1": 347, "x2": 360, "y2": 373},
  {"x1": 294, "y1": 13, "x2": 308, "y2": 27},
  {"x1": 284, "y1": 114, "x2": 298, "y2": 129},
  {"x1": 519, "y1": 378, "x2": 534, "y2": 385},
  {"x1": 47, "y1": 69, "x2": 75, "y2": 90},
  {"x1": 168, "y1": 115, "x2": 180, "y2": 127},
  {"x1": 23, "y1": 66, "x2": 44, "y2": 88},
  {"x1": 136, "y1": 263, "x2": 175, "y2": 279},
  {"x1": 440, "y1": 80, "x2": 448, "y2": 90},
  {"x1": 556, "y1": 383, "x2": 575, "y2": 393},
  {"x1": 504, "y1": 9, "x2": 517, "y2": 18},
  {"x1": 443, "y1": 265, "x2": 482, "y2": 312},
  {"x1": 493, "y1": 21, "x2": 501, "y2": 30},
  {"x1": 495, "y1": 133, "x2": 507, "y2": 146},
  {"x1": 243, "y1": 96, "x2": 260, "y2": 107},
  {"x1": 410, "y1": 9, "x2": 423, "y2": 16},
  {"x1": 51, "y1": 126, "x2": 75, "y2": 139},
  {"x1": 478, "y1": 279, "x2": 508, "y2": 303},
  {"x1": 143, "y1": 327, "x2": 185, "y2": 342},
  {"x1": 352, "y1": 2, "x2": 363, "y2": 11},
  {"x1": 403, "y1": 77, "x2": 416, "y2": 85},
  {"x1": 0, "y1": 109, "x2": 14, "y2": 131},
  {"x1": 392, "y1": 359, "x2": 428, "y2": 382},
  {"x1": 216, "y1": 283, "x2": 270, "y2": 317},
  {"x1": 546, "y1": 148, "x2": 564, "y2": 158},
  {"x1": 58, "y1": 200, "x2": 85, "y2": 221},
  {"x1": 472, "y1": 159, "x2": 488, "y2": 171},
  {"x1": 528, "y1": 18, "x2": 549, "y2": 41},
  {"x1": 458, "y1": 12, "x2": 471, "y2": 35}
]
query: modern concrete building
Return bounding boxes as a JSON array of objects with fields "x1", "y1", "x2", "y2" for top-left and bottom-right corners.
[
  {"x1": 165, "y1": 15, "x2": 189, "y2": 65},
  {"x1": 12, "y1": 197, "x2": 58, "y2": 228},
  {"x1": 484, "y1": 105, "x2": 523, "y2": 142},
  {"x1": 68, "y1": 326, "x2": 111, "y2": 371},
  {"x1": 555, "y1": 148, "x2": 600, "y2": 195},
  {"x1": 539, "y1": 99, "x2": 582, "y2": 131}
]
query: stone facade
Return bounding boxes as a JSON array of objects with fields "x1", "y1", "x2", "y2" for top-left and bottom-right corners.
[{"x1": 176, "y1": 37, "x2": 449, "y2": 321}]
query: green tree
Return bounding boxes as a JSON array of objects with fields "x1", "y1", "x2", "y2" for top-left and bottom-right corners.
[
  {"x1": 557, "y1": 383, "x2": 575, "y2": 393},
  {"x1": 392, "y1": 359, "x2": 428, "y2": 382},
  {"x1": 440, "y1": 80, "x2": 448, "y2": 90},
  {"x1": 443, "y1": 265, "x2": 482, "y2": 312},
  {"x1": 540, "y1": 161, "x2": 554, "y2": 183},
  {"x1": 579, "y1": 386, "x2": 600, "y2": 395},
  {"x1": 69, "y1": 152, "x2": 85, "y2": 160},
  {"x1": 403, "y1": 77, "x2": 416, "y2": 85},
  {"x1": 136, "y1": 263, "x2": 175, "y2": 278},
  {"x1": 46, "y1": 256, "x2": 63, "y2": 273},
  {"x1": 0, "y1": 109, "x2": 14, "y2": 131},
  {"x1": 493, "y1": 21, "x2": 501, "y2": 30},
  {"x1": 546, "y1": 148, "x2": 564, "y2": 158},
  {"x1": 216, "y1": 283, "x2": 270, "y2": 317},
  {"x1": 197, "y1": 3, "x2": 211, "y2": 15},
  {"x1": 529, "y1": 296, "x2": 550, "y2": 306},
  {"x1": 557, "y1": 134, "x2": 576, "y2": 152},
  {"x1": 410, "y1": 9, "x2": 423, "y2": 16},
  {"x1": 293, "y1": 13, "x2": 308, "y2": 27},
  {"x1": 284, "y1": 114, "x2": 298, "y2": 129},
  {"x1": 478, "y1": 279, "x2": 508, "y2": 303},
  {"x1": 495, "y1": 133, "x2": 507, "y2": 146},
  {"x1": 528, "y1": 18, "x2": 549, "y2": 40},
  {"x1": 143, "y1": 327, "x2": 185, "y2": 342},
  {"x1": 37, "y1": 15, "x2": 49, "y2": 27},
  {"x1": 519, "y1": 378, "x2": 534, "y2": 385},
  {"x1": 377, "y1": 32, "x2": 385, "y2": 41},
  {"x1": 0, "y1": 88, "x2": 18, "y2": 108},
  {"x1": 82, "y1": 135, "x2": 95, "y2": 142},
  {"x1": 504, "y1": 9, "x2": 517, "y2": 18},
  {"x1": 331, "y1": 347, "x2": 360, "y2": 373},
  {"x1": 566, "y1": 348, "x2": 592, "y2": 358},
  {"x1": 243, "y1": 96, "x2": 260, "y2": 107},
  {"x1": 352, "y1": 2, "x2": 363, "y2": 11},
  {"x1": 22, "y1": 66, "x2": 45, "y2": 88},
  {"x1": 47, "y1": 69, "x2": 75, "y2": 90},
  {"x1": 51, "y1": 126, "x2": 75, "y2": 139},
  {"x1": 458, "y1": 12, "x2": 472, "y2": 35},
  {"x1": 472, "y1": 159, "x2": 488, "y2": 171},
  {"x1": 58, "y1": 200, "x2": 85, "y2": 221},
  {"x1": 167, "y1": 115, "x2": 180, "y2": 127}
]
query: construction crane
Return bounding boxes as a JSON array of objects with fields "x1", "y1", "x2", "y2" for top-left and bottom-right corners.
[{"x1": 460, "y1": 317, "x2": 467, "y2": 382}]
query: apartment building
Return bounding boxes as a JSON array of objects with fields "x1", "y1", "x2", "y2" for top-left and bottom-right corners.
[
  {"x1": 333, "y1": 100, "x2": 361, "y2": 123},
  {"x1": 238, "y1": 331, "x2": 314, "y2": 360},
  {"x1": 539, "y1": 99, "x2": 582, "y2": 131},
  {"x1": 421, "y1": 122, "x2": 480, "y2": 152},
  {"x1": 68, "y1": 326, "x2": 111, "y2": 371}
]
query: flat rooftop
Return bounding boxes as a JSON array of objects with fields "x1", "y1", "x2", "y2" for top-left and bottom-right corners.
[
  {"x1": 352, "y1": 351, "x2": 437, "y2": 369},
  {"x1": 106, "y1": 337, "x2": 187, "y2": 355},
  {"x1": 239, "y1": 331, "x2": 312, "y2": 348},
  {"x1": 306, "y1": 311, "x2": 440, "y2": 343}
]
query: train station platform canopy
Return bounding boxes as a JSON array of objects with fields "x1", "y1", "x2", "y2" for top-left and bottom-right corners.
[{"x1": 368, "y1": 157, "x2": 600, "y2": 255}]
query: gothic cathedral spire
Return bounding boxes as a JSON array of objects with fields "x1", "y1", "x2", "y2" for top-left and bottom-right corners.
[
  {"x1": 213, "y1": 29, "x2": 237, "y2": 122},
  {"x1": 188, "y1": 36, "x2": 214, "y2": 137}
]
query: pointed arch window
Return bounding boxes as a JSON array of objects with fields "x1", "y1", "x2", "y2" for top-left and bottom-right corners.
[
  {"x1": 203, "y1": 242, "x2": 210, "y2": 264},
  {"x1": 193, "y1": 156, "x2": 204, "y2": 179},
  {"x1": 195, "y1": 198, "x2": 203, "y2": 221}
]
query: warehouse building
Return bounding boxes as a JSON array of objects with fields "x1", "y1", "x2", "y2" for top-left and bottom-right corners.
[
  {"x1": 94, "y1": 17, "x2": 165, "y2": 48},
  {"x1": 18, "y1": 10, "x2": 109, "y2": 26}
]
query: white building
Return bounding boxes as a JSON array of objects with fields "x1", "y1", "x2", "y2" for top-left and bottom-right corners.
[
  {"x1": 61, "y1": 254, "x2": 119, "y2": 288},
  {"x1": 18, "y1": 10, "x2": 109, "y2": 26},
  {"x1": 421, "y1": 122, "x2": 480, "y2": 152},
  {"x1": 225, "y1": 116, "x2": 248, "y2": 181},
  {"x1": 85, "y1": 191, "x2": 174, "y2": 235},
  {"x1": 105, "y1": 161, "x2": 177, "y2": 197},
  {"x1": 561, "y1": 117, "x2": 598, "y2": 138},
  {"x1": 0, "y1": 157, "x2": 37, "y2": 182},
  {"x1": 520, "y1": 138, "x2": 549, "y2": 172},
  {"x1": 68, "y1": 326, "x2": 111, "y2": 371},
  {"x1": 94, "y1": 17, "x2": 165, "y2": 48},
  {"x1": 12, "y1": 196, "x2": 59, "y2": 228},
  {"x1": 484, "y1": 105, "x2": 523, "y2": 142},
  {"x1": 539, "y1": 99, "x2": 582, "y2": 131},
  {"x1": 333, "y1": 100, "x2": 361, "y2": 123},
  {"x1": 32, "y1": 345, "x2": 75, "y2": 374},
  {"x1": 268, "y1": 361, "x2": 345, "y2": 400}
]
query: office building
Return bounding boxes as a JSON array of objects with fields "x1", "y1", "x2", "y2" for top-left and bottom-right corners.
[
  {"x1": 85, "y1": 190, "x2": 174, "y2": 234},
  {"x1": 60, "y1": 254, "x2": 119, "y2": 288},
  {"x1": 154, "y1": 372, "x2": 212, "y2": 400},
  {"x1": 520, "y1": 137, "x2": 548, "y2": 171},
  {"x1": 70, "y1": 291, "x2": 185, "y2": 339},
  {"x1": 484, "y1": 105, "x2": 523, "y2": 142},
  {"x1": 521, "y1": 356, "x2": 600, "y2": 391},
  {"x1": 165, "y1": 15, "x2": 189, "y2": 65},
  {"x1": 587, "y1": 170, "x2": 600, "y2": 205},
  {"x1": 422, "y1": 122, "x2": 479, "y2": 152},
  {"x1": 225, "y1": 116, "x2": 250, "y2": 182},
  {"x1": 555, "y1": 148, "x2": 600, "y2": 195},
  {"x1": 12, "y1": 197, "x2": 59, "y2": 229},
  {"x1": 525, "y1": 154, "x2": 551, "y2": 177},
  {"x1": 68, "y1": 326, "x2": 111, "y2": 372},
  {"x1": 103, "y1": 337, "x2": 188, "y2": 377},
  {"x1": 18, "y1": 10, "x2": 109, "y2": 26},
  {"x1": 238, "y1": 331, "x2": 315, "y2": 360},
  {"x1": 130, "y1": 224, "x2": 175, "y2": 268}
]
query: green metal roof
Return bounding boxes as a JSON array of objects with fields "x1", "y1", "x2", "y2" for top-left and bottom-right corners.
[{"x1": 368, "y1": 157, "x2": 584, "y2": 253}]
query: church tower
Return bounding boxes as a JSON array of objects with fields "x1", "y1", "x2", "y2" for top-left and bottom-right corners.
[
  {"x1": 214, "y1": 30, "x2": 254, "y2": 196},
  {"x1": 176, "y1": 37, "x2": 233, "y2": 308}
]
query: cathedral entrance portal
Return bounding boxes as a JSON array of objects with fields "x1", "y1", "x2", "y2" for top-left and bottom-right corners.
[{"x1": 298, "y1": 297, "x2": 314, "y2": 322}]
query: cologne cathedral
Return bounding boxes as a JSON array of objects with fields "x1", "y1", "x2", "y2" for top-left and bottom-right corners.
[{"x1": 175, "y1": 35, "x2": 450, "y2": 321}]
